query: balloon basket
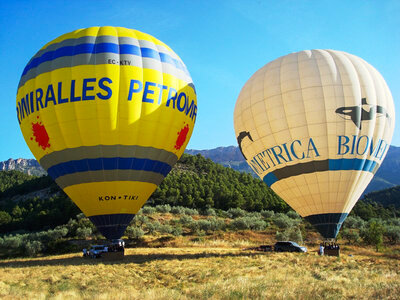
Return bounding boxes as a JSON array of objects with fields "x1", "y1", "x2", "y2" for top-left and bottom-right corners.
[{"x1": 322, "y1": 240, "x2": 340, "y2": 257}]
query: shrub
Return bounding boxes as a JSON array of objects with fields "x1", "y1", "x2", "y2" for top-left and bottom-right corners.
[
  {"x1": 227, "y1": 208, "x2": 246, "y2": 219},
  {"x1": 287, "y1": 227, "x2": 303, "y2": 244},
  {"x1": 179, "y1": 215, "x2": 195, "y2": 227},
  {"x1": 171, "y1": 226, "x2": 183, "y2": 236},
  {"x1": 273, "y1": 213, "x2": 296, "y2": 229},
  {"x1": 145, "y1": 221, "x2": 161, "y2": 235},
  {"x1": 261, "y1": 210, "x2": 275, "y2": 219},
  {"x1": 182, "y1": 207, "x2": 199, "y2": 216},
  {"x1": 384, "y1": 225, "x2": 400, "y2": 244},
  {"x1": 275, "y1": 227, "x2": 303, "y2": 244},
  {"x1": 195, "y1": 218, "x2": 225, "y2": 233},
  {"x1": 132, "y1": 215, "x2": 149, "y2": 227},
  {"x1": 230, "y1": 216, "x2": 266, "y2": 231},
  {"x1": 361, "y1": 220, "x2": 385, "y2": 251},
  {"x1": 276, "y1": 230, "x2": 289, "y2": 241},
  {"x1": 171, "y1": 206, "x2": 185, "y2": 215},
  {"x1": 158, "y1": 224, "x2": 174, "y2": 234},
  {"x1": 341, "y1": 228, "x2": 360, "y2": 244},
  {"x1": 76, "y1": 227, "x2": 92, "y2": 239},
  {"x1": 247, "y1": 212, "x2": 262, "y2": 219},
  {"x1": 203, "y1": 208, "x2": 216, "y2": 216},
  {"x1": 125, "y1": 226, "x2": 144, "y2": 239},
  {"x1": 343, "y1": 216, "x2": 366, "y2": 229},
  {"x1": 286, "y1": 211, "x2": 300, "y2": 219},
  {"x1": 24, "y1": 240, "x2": 43, "y2": 256},
  {"x1": 141, "y1": 206, "x2": 156, "y2": 215},
  {"x1": 155, "y1": 204, "x2": 171, "y2": 213}
]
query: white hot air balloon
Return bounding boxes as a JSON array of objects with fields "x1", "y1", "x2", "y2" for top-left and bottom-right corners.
[{"x1": 234, "y1": 49, "x2": 395, "y2": 239}]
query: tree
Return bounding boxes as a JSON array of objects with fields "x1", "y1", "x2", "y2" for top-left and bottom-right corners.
[
  {"x1": 0, "y1": 211, "x2": 11, "y2": 226},
  {"x1": 361, "y1": 220, "x2": 385, "y2": 251},
  {"x1": 384, "y1": 225, "x2": 400, "y2": 245}
]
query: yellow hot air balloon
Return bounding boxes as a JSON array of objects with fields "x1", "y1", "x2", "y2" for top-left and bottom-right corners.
[
  {"x1": 234, "y1": 49, "x2": 395, "y2": 239},
  {"x1": 16, "y1": 26, "x2": 197, "y2": 239}
]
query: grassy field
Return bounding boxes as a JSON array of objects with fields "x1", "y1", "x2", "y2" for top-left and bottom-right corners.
[{"x1": 0, "y1": 243, "x2": 399, "y2": 299}]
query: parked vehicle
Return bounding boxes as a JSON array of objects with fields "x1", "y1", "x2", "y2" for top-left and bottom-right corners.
[
  {"x1": 274, "y1": 241, "x2": 307, "y2": 253},
  {"x1": 109, "y1": 239, "x2": 125, "y2": 252},
  {"x1": 89, "y1": 245, "x2": 108, "y2": 258}
]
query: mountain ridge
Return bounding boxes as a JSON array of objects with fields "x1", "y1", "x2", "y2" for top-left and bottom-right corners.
[
  {"x1": 1, "y1": 144, "x2": 399, "y2": 194},
  {"x1": 186, "y1": 145, "x2": 400, "y2": 195}
]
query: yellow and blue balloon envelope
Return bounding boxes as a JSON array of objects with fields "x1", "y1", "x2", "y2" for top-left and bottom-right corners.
[{"x1": 16, "y1": 26, "x2": 197, "y2": 239}]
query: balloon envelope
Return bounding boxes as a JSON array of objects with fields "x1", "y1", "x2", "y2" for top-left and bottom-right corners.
[
  {"x1": 17, "y1": 26, "x2": 197, "y2": 239},
  {"x1": 234, "y1": 49, "x2": 395, "y2": 239}
]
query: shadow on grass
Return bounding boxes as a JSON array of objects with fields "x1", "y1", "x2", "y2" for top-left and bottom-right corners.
[{"x1": 0, "y1": 250, "x2": 270, "y2": 268}]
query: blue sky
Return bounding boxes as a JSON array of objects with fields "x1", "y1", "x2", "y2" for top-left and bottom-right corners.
[{"x1": 1, "y1": 0, "x2": 399, "y2": 161}]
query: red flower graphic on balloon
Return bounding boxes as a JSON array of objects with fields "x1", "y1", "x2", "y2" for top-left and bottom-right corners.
[
  {"x1": 174, "y1": 124, "x2": 189, "y2": 150},
  {"x1": 30, "y1": 117, "x2": 50, "y2": 150}
]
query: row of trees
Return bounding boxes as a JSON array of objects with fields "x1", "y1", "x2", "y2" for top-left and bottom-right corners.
[{"x1": 1, "y1": 205, "x2": 399, "y2": 257}]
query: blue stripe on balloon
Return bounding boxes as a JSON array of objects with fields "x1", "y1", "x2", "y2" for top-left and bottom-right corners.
[
  {"x1": 263, "y1": 158, "x2": 378, "y2": 187},
  {"x1": 22, "y1": 42, "x2": 188, "y2": 77},
  {"x1": 328, "y1": 158, "x2": 377, "y2": 172},
  {"x1": 47, "y1": 157, "x2": 172, "y2": 180},
  {"x1": 263, "y1": 173, "x2": 278, "y2": 187}
]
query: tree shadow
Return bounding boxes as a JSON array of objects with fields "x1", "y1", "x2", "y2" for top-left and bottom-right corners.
[{"x1": 0, "y1": 249, "x2": 269, "y2": 268}]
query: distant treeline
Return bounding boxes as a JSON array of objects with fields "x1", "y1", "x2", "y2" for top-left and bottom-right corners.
[{"x1": 0, "y1": 153, "x2": 399, "y2": 235}]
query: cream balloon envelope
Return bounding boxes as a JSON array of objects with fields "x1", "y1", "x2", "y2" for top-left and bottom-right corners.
[
  {"x1": 16, "y1": 26, "x2": 197, "y2": 240},
  {"x1": 234, "y1": 49, "x2": 395, "y2": 239}
]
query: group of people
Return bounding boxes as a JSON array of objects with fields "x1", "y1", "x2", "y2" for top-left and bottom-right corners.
[{"x1": 319, "y1": 242, "x2": 340, "y2": 256}]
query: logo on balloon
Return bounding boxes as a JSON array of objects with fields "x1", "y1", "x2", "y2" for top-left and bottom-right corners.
[
  {"x1": 236, "y1": 131, "x2": 253, "y2": 160},
  {"x1": 30, "y1": 116, "x2": 50, "y2": 150},
  {"x1": 174, "y1": 124, "x2": 190, "y2": 150},
  {"x1": 335, "y1": 98, "x2": 391, "y2": 129}
]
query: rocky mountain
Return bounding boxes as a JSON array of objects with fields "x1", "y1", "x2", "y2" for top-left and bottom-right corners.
[
  {"x1": 0, "y1": 158, "x2": 46, "y2": 177},
  {"x1": 186, "y1": 145, "x2": 400, "y2": 195}
]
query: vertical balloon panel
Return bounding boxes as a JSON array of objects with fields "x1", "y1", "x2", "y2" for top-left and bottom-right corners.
[
  {"x1": 17, "y1": 26, "x2": 197, "y2": 239},
  {"x1": 234, "y1": 49, "x2": 395, "y2": 239}
]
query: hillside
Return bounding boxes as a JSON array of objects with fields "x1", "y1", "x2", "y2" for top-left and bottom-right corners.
[
  {"x1": 0, "y1": 154, "x2": 288, "y2": 234},
  {"x1": 186, "y1": 145, "x2": 400, "y2": 194},
  {"x1": 2, "y1": 144, "x2": 399, "y2": 194}
]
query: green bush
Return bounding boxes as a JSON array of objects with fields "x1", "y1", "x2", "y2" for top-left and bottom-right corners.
[
  {"x1": 195, "y1": 217, "x2": 225, "y2": 233},
  {"x1": 141, "y1": 206, "x2": 156, "y2": 215},
  {"x1": 384, "y1": 225, "x2": 400, "y2": 244},
  {"x1": 203, "y1": 208, "x2": 216, "y2": 216},
  {"x1": 182, "y1": 207, "x2": 199, "y2": 216},
  {"x1": 76, "y1": 227, "x2": 92, "y2": 239},
  {"x1": 341, "y1": 228, "x2": 360, "y2": 244},
  {"x1": 227, "y1": 208, "x2": 246, "y2": 219},
  {"x1": 178, "y1": 215, "x2": 195, "y2": 227},
  {"x1": 361, "y1": 220, "x2": 385, "y2": 251},
  {"x1": 230, "y1": 216, "x2": 266, "y2": 231},
  {"x1": 275, "y1": 227, "x2": 303, "y2": 244},
  {"x1": 286, "y1": 211, "x2": 300, "y2": 219},
  {"x1": 155, "y1": 204, "x2": 171, "y2": 213},
  {"x1": 24, "y1": 240, "x2": 43, "y2": 256},
  {"x1": 145, "y1": 221, "x2": 162, "y2": 235},
  {"x1": 171, "y1": 226, "x2": 183, "y2": 236},
  {"x1": 272, "y1": 213, "x2": 297, "y2": 229},
  {"x1": 275, "y1": 230, "x2": 289, "y2": 241},
  {"x1": 261, "y1": 210, "x2": 275, "y2": 219},
  {"x1": 170, "y1": 206, "x2": 185, "y2": 214},
  {"x1": 125, "y1": 226, "x2": 144, "y2": 239},
  {"x1": 343, "y1": 216, "x2": 366, "y2": 229}
]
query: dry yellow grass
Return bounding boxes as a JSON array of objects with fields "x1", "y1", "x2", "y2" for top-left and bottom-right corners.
[{"x1": 0, "y1": 245, "x2": 399, "y2": 300}]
